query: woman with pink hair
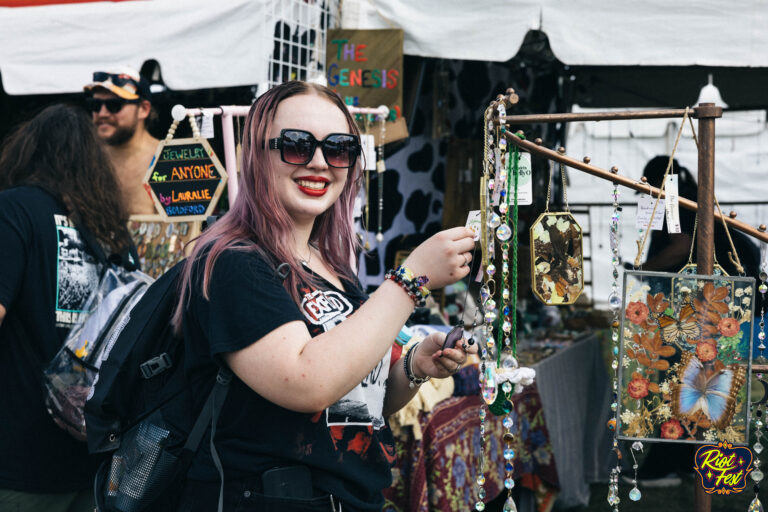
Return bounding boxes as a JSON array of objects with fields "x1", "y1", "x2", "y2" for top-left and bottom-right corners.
[{"x1": 173, "y1": 81, "x2": 475, "y2": 511}]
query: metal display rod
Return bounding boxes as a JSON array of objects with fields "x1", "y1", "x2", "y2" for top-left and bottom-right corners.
[{"x1": 501, "y1": 131, "x2": 768, "y2": 244}]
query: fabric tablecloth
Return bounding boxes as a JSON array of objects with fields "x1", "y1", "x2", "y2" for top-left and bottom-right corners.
[{"x1": 382, "y1": 382, "x2": 558, "y2": 511}]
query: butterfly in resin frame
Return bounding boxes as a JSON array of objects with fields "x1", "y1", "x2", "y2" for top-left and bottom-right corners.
[
  {"x1": 656, "y1": 303, "x2": 701, "y2": 347},
  {"x1": 671, "y1": 351, "x2": 747, "y2": 431}
]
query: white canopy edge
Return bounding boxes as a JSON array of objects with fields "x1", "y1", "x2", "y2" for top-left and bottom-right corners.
[
  {"x1": 345, "y1": 0, "x2": 768, "y2": 67},
  {"x1": 0, "y1": 0, "x2": 274, "y2": 95}
]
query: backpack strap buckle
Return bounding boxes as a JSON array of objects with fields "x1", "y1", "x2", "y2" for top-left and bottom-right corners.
[
  {"x1": 140, "y1": 353, "x2": 173, "y2": 379},
  {"x1": 275, "y1": 262, "x2": 291, "y2": 281}
]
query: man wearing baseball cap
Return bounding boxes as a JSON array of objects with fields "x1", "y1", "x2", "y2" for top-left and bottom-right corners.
[{"x1": 84, "y1": 66, "x2": 159, "y2": 215}]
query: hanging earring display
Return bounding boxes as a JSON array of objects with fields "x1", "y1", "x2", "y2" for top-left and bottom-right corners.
[
  {"x1": 474, "y1": 94, "x2": 536, "y2": 512},
  {"x1": 606, "y1": 177, "x2": 633, "y2": 509},
  {"x1": 529, "y1": 153, "x2": 584, "y2": 305},
  {"x1": 375, "y1": 112, "x2": 387, "y2": 243},
  {"x1": 749, "y1": 375, "x2": 766, "y2": 511},
  {"x1": 757, "y1": 243, "x2": 768, "y2": 364}
]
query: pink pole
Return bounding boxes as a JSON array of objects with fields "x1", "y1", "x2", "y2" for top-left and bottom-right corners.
[{"x1": 221, "y1": 111, "x2": 239, "y2": 206}]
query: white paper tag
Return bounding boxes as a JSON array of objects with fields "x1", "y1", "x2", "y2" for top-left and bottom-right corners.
[
  {"x1": 200, "y1": 112, "x2": 214, "y2": 139},
  {"x1": 664, "y1": 174, "x2": 681, "y2": 234},
  {"x1": 361, "y1": 134, "x2": 376, "y2": 171},
  {"x1": 636, "y1": 194, "x2": 665, "y2": 231},
  {"x1": 512, "y1": 152, "x2": 533, "y2": 206},
  {"x1": 465, "y1": 210, "x2": 481, "y2": 241}
]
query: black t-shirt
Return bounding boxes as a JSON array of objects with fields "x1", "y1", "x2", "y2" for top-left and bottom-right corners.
[
  {"x1": 182, "y1": 248, "x2": 396, "y2": 511},
  {"x1": 0, "y1": 186, "x2": 104, "y2": 492}
]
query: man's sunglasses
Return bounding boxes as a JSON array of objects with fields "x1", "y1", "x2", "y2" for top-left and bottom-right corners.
[
  {"x1": 269, "y1": 129, "x2": 360, "y2": 168},
  {"x1": 92, "y1": 71, "x2": 140, "y2": 89},
  {"x1": 85, "y1": 97, "x2": 140, "y2": 114}
]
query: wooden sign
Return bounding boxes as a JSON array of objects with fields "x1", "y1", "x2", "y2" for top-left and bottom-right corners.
[
  {"x1": 143, "y1": 137, "x2": 227, "y2": 222},
  {"x1": 326, "y1": 29, "x2": 404, "y2": 121}
]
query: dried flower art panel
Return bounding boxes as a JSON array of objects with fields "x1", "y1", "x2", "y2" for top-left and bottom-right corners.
[
  {"x1": 617, "y1": 271, "x2": 754, "y2": 444},
  {"x1": 529, "y1": 212, "x2": 583, "y2": 305}
]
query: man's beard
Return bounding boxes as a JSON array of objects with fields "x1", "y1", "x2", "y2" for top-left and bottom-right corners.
[{"x1": 104, "y1": 123, "x2": 137, "y2": 146}]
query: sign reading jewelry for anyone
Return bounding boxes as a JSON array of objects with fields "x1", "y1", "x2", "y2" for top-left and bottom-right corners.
[{"x1": 143, "y1": 138, "x2": 228, "y2": 222}]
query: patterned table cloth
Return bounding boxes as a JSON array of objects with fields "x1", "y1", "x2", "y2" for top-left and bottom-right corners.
[{"x1": 382, "y1": 382, "x2": 558, "y2": 512}]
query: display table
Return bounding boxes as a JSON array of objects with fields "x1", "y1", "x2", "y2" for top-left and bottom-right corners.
[
  {"x1": 382, "y1": 333, "x2": 612, "y2": 511},
  {"x1": 533, "y1": 332, "x2": 614, "y2": 508}
]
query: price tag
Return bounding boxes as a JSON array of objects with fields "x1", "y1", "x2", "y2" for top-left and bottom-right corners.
[
  {"x1": 664, "y1": 174, "x2": 681, "y2": 234},
  {"x1": 513, "y1": 152, "x2": 533, "y2": 206},
  {"x1": 200, "y1": 112, "x2": 214, "y2": 139},
  {"x1": 465, "y1": 210, "x2": 481, "y2": 241},
  {"x1": 360, "y1": 134, "x2": 376, "y2": 171},
  {"x1": 636, "y1": 194, "x2": 665, "y2": 231}
]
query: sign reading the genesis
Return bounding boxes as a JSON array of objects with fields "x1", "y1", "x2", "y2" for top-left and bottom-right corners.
[
  {"x1": 144, "y1": 138, "x2": 227, "y2": 221},
  {"x1": 326, "y1": 29, "x2": 403, "y2": 121}
]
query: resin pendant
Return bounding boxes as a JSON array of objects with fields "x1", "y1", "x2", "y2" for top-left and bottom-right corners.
[{"x1": 530, "y1": 212, "x2": 584, "y2": 305}]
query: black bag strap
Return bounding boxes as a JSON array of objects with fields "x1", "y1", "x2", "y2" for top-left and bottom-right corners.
[
  {"x1": 182, "y1": 366, "x2": 231, "y2": 454},
  {"x1": 178, "y1": 365, "x2": 232, "y2": 512}
]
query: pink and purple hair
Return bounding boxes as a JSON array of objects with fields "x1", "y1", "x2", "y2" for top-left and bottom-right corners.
[{"x1": 172, "y1": 81, "x2": 362, "y2": 333}]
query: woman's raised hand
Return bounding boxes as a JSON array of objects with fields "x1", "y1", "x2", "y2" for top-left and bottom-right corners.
[{"x1": 402, "y1": 227, "x2": 476, "y2": 290}]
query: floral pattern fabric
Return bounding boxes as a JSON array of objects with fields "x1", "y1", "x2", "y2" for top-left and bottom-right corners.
[{"x1": 382, "y1": 382, "x2": 558, "y2": 511}]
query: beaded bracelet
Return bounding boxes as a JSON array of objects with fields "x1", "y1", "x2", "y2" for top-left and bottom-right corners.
[
  {"x1": 403, "y1": 342, "x2": 430, "y2": 389},
  {"x1": 384, "y1": 266, "x2": 430, "y2": 307}
]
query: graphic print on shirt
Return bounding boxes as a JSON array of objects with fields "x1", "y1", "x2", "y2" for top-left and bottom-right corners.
[
  {"x1": 300, "y1": 287, "x2": 390, "y2": 433},
  {"x1": 54, "y1": 214, "x2": 98, "y2": 328}
]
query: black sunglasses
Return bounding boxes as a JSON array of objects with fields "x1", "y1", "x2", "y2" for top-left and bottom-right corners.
[
  {"x1": 92, "y1": 71, "x2": 139, "y2": 89},
  {"x1": 85, "y1": 97, "x2": 140, "y2": 114},
  {"x1": 269, "y1": 129, "x2": 360, "y2": 168}
]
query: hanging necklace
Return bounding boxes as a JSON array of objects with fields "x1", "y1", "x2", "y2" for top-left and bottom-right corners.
[{"x1": 529, "y1": 150, "x2": 584, "y2": 305}]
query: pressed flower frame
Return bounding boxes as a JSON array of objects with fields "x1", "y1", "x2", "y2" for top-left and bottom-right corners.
[{"x1": 617, "y1": 270, "x2": 755, "y2": 445}]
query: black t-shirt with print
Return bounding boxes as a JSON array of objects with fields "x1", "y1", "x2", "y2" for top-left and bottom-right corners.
[
  {"x1": 182, "y1": 248, "x2": 396, "y2": 511},
  {"x1": 0, "y1": 186, "x2": 104, "y2": 492}
]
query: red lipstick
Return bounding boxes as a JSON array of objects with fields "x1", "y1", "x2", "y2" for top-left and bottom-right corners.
[{"x1": 294, "y1": 176, "x2": 330, "y2": 197}]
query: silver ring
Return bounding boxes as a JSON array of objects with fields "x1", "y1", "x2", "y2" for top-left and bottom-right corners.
[
  {"x1": 462, "y1": 254, "x2": 469, "y2": 267},
  {"x1": 454, "y1": 361, "x2": 462, "y2": 373}
]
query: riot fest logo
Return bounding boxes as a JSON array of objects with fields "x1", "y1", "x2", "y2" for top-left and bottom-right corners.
[{"x1": 694, "y1": 441, "x2": 753, "y2": 494}]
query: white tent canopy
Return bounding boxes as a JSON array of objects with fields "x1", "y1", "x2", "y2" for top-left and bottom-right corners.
[
  {"x1": 0, "y1": 0, "x2": 275, "y2": 95},
  {"x1": 344, "y1": 0, "x2": 768, "y2": 67}
]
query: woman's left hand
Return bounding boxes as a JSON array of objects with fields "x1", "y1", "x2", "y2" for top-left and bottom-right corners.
[{"x1": 412, "y1": 331, "x2": 477, "y2": 379}]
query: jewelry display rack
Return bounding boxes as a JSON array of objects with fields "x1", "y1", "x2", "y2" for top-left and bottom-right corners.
[{"x1": 490, "y1": 96, "x2": 767, "y2": 512}]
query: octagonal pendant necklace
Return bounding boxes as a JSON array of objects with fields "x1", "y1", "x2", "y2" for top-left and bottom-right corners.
[{"x1": 529, "y1": 159, "x2": 584, "y2": 305}]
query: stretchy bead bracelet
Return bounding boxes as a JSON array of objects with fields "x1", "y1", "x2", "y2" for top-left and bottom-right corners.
[
  {"x1": 384, "y1": 266, "x2": 430, "y2": 307},
  {"x1": 403, "y1": 342, "x2": 430, "y2": 389}
]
